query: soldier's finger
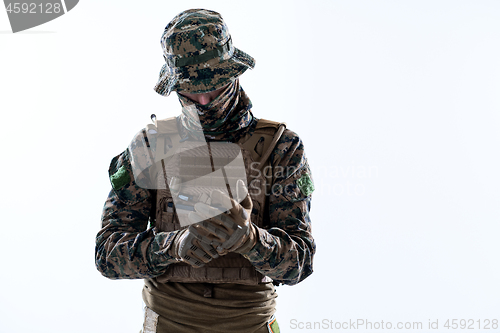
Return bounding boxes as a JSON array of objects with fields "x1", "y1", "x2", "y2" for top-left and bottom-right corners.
[
  {"x1": 208, "y1": 214, "x2": 238, "y2": 232},
  {"x1": 199, "y1": 220, "x2": 229, "y2": 243},
  {"x1": 218, "y1": 201, "x2": 247, "y2": 226},
  {"x1": 196, "y1": 240, "x2": 220, "y2": 259},
  {"x1": 190, "y1": 222, "x2": 228, "y2": 244},
  {"x1": 212, "y1": 191, "x2": 244, "y2": 219},
  {"x1": 210, "y1": 190, "x2": 234, "y2": 211},
  {"x1": 186, "y1": 240, "x2": 213, "y2": 264},
  {"x1": 217, "y1": 226, "x2": 248, "y2": 252},
  {"x1": 188, "y1": 211, "x2": 206, "y2": 225},
  {"x1": 236, "y1": 179, "x2": 253, "y2": 211},
  {"x1": 182, "y1": 252, "x2": 205, "y2": 268},
  {"x1": 193, "y1": 202, "x2": 226, "y2": 220}
]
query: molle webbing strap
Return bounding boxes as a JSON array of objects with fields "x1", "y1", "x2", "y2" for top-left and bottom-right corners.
[
  {"x1": 257, "y1": 123, "x2": 286, "y2": 171},
  {"x1": 154, "y1": 116, "x2": 179, "y2": 133},
  {"x1": 254, "y1": 118, "x2": 285, "y2": 130},
  {"x1": 240, "y1": 119, "x2": 286, "y2": 197},
  {"x1": 153, "y1": 117, "x2": 182, "y2": 229},
  {"x1": 154, "y1": 117, "x2": 181, "y2": 161},
  {"x1": 157, "y1": 263, "x2": 270, "y2": 285},
  {"x1": 239, "y1": 119, "x2": 287, "y2": 167}
]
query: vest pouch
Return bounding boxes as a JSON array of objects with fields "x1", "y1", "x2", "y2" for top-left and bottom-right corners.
[
  {"x1": 155, "y1": 252, "x2": 271, "y2": 285},
  {"x1": 158, "y1": 198, "x2": 180, "y2": 232}
]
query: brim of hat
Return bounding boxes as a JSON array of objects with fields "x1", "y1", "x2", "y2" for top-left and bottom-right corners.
[{"x1": 153, "y1": 47, "x2": 255, "y2": 96}]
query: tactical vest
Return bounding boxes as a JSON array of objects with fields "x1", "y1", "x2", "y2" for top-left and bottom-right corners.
[{"x1": 151, "y1": 117, "x2": 286, "y2": 285}]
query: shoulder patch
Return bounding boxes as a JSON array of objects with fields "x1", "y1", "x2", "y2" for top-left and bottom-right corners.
[
  {"x1": 296, "y1": 173, "x2": 314, "y2": 196},
  {"x1": 110, "y1": 165, "x2": 131, "y2": 190},
  {"x1": 268, "y1": 316, "x2": 280, "y2": 333}
]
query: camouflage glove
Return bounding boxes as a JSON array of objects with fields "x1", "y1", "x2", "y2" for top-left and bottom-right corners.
[
  {"x1": 168, "y1": 226, "x2": 220, "y2": 268},
  {"x1": 188, "y1": 179, "x2": 257, "y2": 255}
]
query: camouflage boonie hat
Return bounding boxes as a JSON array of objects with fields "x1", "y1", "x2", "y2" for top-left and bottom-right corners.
[{"x1": 154, "y1": 9, "x2": 255, "y2": 96}]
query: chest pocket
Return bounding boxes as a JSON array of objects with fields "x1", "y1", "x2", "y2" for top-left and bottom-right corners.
[{"x1": 157, "y1": 195, "x2": 181, "y2": 232}]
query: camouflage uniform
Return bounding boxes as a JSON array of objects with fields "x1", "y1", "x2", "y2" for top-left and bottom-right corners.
[
  {"x1": 96, "y1": 117, "x2": 315, "y2": 283},
  {"x1": 95, "y1": 8, "x2": 316, "y2": 333}
]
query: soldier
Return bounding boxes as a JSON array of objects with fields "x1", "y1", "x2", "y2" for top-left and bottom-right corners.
[{"x1": 95, "y1": 8, "x2": 316, "y2": 333}]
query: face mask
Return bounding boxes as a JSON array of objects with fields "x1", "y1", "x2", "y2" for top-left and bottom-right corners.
[{"x1": 177, "y1": 78, "x2": 253, "y2": 141}]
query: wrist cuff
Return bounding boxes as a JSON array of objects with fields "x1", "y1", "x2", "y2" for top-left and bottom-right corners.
[{"x1": 234, "y1": 223, "x2": 258, "y2": 254}]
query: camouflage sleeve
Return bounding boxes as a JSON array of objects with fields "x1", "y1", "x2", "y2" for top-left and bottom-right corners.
[
  {"x1": 95, "y1": 148, "x2": 179, "y2": 279},
  {"x1": 242, "y1": 129, "x2": 316, "y2": 286}
]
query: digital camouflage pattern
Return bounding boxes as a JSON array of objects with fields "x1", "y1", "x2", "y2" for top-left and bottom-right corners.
[
  {"x1": 95, "y1": 117, "x2": 316, "y2": 286},
  {"x1": 154, "y1": 9, "x2": 255, "y2": 96},
  {"x1": 178, "y1": 78, "x2": 254, "y2": 141},
  {"x1": 95, "y1": 148, "x2": 180, "y2": 279},
  {"x1": 242, "y1": 123, "x2": 316, "y2": 285}
]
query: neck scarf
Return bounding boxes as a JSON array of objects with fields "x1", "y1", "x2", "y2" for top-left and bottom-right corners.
[{"x1": 177, "y1": 78, "x2": 253, "y2": 142}]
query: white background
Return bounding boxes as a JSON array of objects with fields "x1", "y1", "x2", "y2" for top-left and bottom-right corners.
[{"x1": 1, "y1": 1, "x2": 499, "y2": 332}]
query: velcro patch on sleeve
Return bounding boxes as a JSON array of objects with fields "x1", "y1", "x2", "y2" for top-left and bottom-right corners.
[
  {"x1": 268, "y1": 316, "x2": 280, "y2": 333},
  {"x1": 110, "y1": 165, "x2": 131, "y2": 190},
  {"x1": 296, "y1": 173, "x2": 314, "y2": 196}
]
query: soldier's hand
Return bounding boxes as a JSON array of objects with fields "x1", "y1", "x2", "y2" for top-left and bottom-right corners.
[
  {"x1": 169, "y1": 226, "x2": 220, "y2": 268},
  {"x1": 188, "y1": 179, "x2": 257, "y2": 255}
]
